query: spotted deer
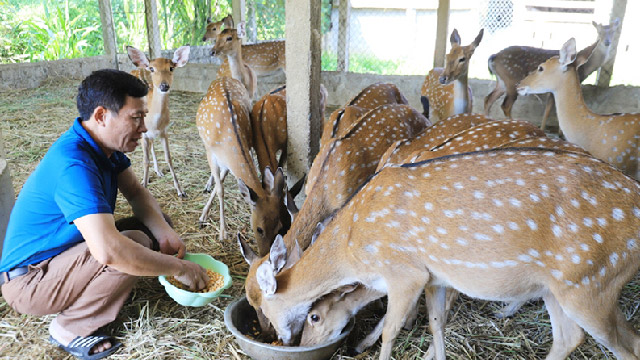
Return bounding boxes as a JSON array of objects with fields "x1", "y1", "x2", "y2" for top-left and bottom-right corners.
[
  {"x1": 321, "y1": 83, "x2": 408, "y2": 147},
  {"x1": 251, "y1": 84, "x2": 328, "y2": 174},
  {"x1": 211, "y1": 22, "x2": 258, "y2": 100},
  {"x1": 239, "y1": 104, "x2": 430, "y2": 334},
  {"x1": 420, "y1": 29, "x2": 484, "y2": 123},
  {"x1": 203, "y1": 15, "x2": 285, "y2": 77},
  {"x1": 126, "y1": 45, "x2": 190, "y2": 198},
  {"x1": 195, "y1": 77, "x2": 288, "y2": 255},
  {"x1": 484, "y1": 19, "x2": 620, "y2": 130},
  {"x1": 518, "y1": 37, "x2": 640, "y2": 179},
  {"x1": 250, "y1": 147, "x2": 640, "y2": 360}
]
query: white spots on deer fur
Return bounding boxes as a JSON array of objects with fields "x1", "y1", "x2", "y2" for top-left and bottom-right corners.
[
  {"x1": 474, "y1": 191, "x2": 484, "y2": 199},
  {"x1": 570, "y1": 199, "x2": 580, "y2": 208},
  {"x1": 421, "y1": 216, "x2": 431, "y2": 224},
  {"x1": 492, "y1": 224, "x2": 505, "y2": 234},
  {"x1": 551, "y1": 270, "x2": 563, "y2": 280},
  {"x1": 493, "y1": 199, "x2": 504, "y2": 207},
  {"x1": 386, "y1": 221, "x2": 401, "y2": 228},
  {"x1": 628, "y1": 239, "x2": 638, "y2": 250},
  {"x1": 353, "y1": 213, "x2": 359, "y2": 222},
  {"x1": 552, "y1": 225, "x2": 563, "y2": 238},
  {"x1": 529, "y1": 193, "x2": 540, "y2": 202},
  {"x1": 473, "y1": 233, "x2": 492, "y2": 241},
  {"x1": 517, "y1": 254, "x2": 532, "y2": 262},
  {"x1": 581, "y1": 191, "x2": 598, "y2": 206},
  {"x1": 583, "y1": 218, "x2": 593, "y2": 227},
  {"x1": 390, "y1": 244, "x2": 417, "y2": 253},
  {"x1": 436, "y1": 227, "x2": 447, "y2": 235},
  {"x1": 596, "y1": 217, "x2": 607, "y2": 227},
  {"x1": 516, "y1": 179, "x2": 525, "y2": 186},
  {"x1": 593, "y1": 233, "x2": 603, "y2": 244},
  {"x1": 610, "y1": 252, "x2": 619, "y2": 267},
  {"x1": 395, "y1": 208, "x2": 407, "y2": 215},
  {"x1": 456, "y1": 238, "x2": 468, "y2": 246},
  {"x1": 429, "y1": 254, "x2": 439, "y2": 262},
  {"x1": 364, "y1": 244, "x2": 378, "y2": 254},
  {"x1": 440, "y1": 243, "x2": 450, "y2": 250},
  {"x1": 526, "y1": 219, "x2": 538, "y2": 231},
  {"x1": 599, "y1": 267, "x2": 607, "y2": 277},
  {"x1": 509, "y1": 198, "x2": 522, "y2": 207},
  {"x1": 429, "y1": 235, "x2": 438, "y2": 243},
  {"x1": 425, "y1": 202, "x2": 434, "y2": 211},
  {"x1": 612, "y1": 208, "x2": 624, "y2": 221}
]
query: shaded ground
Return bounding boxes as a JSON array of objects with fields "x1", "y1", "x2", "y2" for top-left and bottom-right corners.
[{"x1": 0, "y1": 78, "x2": 638, "y2": 359}]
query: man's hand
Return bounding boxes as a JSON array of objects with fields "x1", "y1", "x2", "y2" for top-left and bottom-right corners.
[
  {"x1": 156, "y1": 227, "x2": 186, "y2": 259},
  {"x1": 174, "y1": 260, "x2": 209, "y2": 291}
]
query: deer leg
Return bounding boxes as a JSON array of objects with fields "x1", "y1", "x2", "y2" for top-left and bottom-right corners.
[
  {"x1": 142, "y1": 136, "x2": 151, "y2": 188},
  {"x1": 160, "y1": 135, "x2": 186, "y2": 198},
  {"x1": 501, "y1": 88, "x2": 518, "y2": 119},
  {"x1": 150, "y1": 139, "x2": 162, "y2": 177},
  {"x1": 199, "y1": 160, "x2": 223, "y2": 233},
  {"x1": 495, "y1": 300, "x2": 526, "y2": 318},
  {"x1": 484, "y1": 80, "x2": 505, "y2": 116},
  {"x1": 204, "y1": 175, "x2": 214, "y2": 193},
  {"x1": 423, "y1": 286, "x2": 448, "y2": 360},
  {"x1": 540, "y1": 94, "x2": 555, "y2": 132},
  {"x1": 559, "y1": 294, "x2": 640, "y2": 359},
  {"x1": 379, "y1": 280, "x2": 425, "y2": 360},
  {"x1": 542, "y1": 292, "x2": 585, "y2": 360}
]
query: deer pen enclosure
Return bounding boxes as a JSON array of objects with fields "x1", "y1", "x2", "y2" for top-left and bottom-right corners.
[{"x1": 1, "y1": 0, "x2": 640, "y2": 359}]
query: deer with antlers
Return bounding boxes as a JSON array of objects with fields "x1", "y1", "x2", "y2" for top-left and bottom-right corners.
[
  {"x1": 420, "y1": 29, "x2": 484, "y2": 123},
  {"x1": 518, "y1": 37, "x2": 639, "y2": 179},
  {"x1": 126, "y1": 45, "x2": 190, "y2": 198},
  {"x1": 484, "y1": 19, "x2": 620, "y2": 130},
  {"x1": 203, "y1": 15, "x2": 285, "y2": 78},
  {"x1": 249, "y1": 147, "x2": 640, "y2": 360}
]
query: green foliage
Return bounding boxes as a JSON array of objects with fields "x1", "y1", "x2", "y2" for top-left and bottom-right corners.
[{"x1": 322, "y1": 51, "x2": 401, "y2": 75}]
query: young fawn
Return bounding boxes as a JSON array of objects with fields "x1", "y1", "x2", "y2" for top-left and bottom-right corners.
[
  {"x1": 203, "y1": 15, "x2": 285, "y2": 77},
  {"x1": 421, "y1": 29, "x2": 484, "y2": 122},
  {"x1": 518, "y1": 37, "x2": 640, "y2": 180},
  {"x1": 127, "y1": 45, "x2": 190, "y2": 198},
  {"x1": 211, "y1": 22, "x2": 258, "y2": 100},
  {"x1": 484, "y1": 19, "x2": 620, "y2": 129},
  {"x1": 251, "y1": 147, "x2": 640, "y2": 360}
]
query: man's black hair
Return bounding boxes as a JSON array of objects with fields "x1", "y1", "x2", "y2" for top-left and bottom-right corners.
[{"x1": 76, "y1": 69, "x2": 149, "y2": 121}]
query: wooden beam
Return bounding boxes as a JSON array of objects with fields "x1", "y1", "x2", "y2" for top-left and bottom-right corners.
[
  {"x1": 597, "y1": 0, "x2": 627, "y2": 88},
  {"x1": 144, "y1": 0, "x2": 162, "y2": 59},
  {"x1": 98, "y1": 0, "x2": 118, "y2": 69},
  {"x1": 433, "y1": 0, "x2": 450, "y2": 68},
  {"x1": 337, "y1": 0, "x2": 350, "y2": 71}
]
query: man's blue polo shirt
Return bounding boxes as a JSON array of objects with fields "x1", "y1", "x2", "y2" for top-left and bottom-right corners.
[{"x1": 0, "y1": 118, "x2": 131, "y2": 272}]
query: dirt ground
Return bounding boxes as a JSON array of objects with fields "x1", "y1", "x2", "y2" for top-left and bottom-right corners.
[{"x1": 0, "y1": 78, "x2": 638, "y2": 360}]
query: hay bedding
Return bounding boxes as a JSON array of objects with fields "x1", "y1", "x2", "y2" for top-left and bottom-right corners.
[{"x1": 0, "y1": 78, "x2": 639, "y2": 360}]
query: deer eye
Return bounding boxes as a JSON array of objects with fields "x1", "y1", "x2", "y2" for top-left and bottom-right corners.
[
  {"x1": 169, "y1": 67, "x2": 175, "y2": 72},
  {"x1": 227, "y1": 36, "x2": 232, "y2": 41},
  {"x1": 459, "y1": 57, "x2": 466, "y2": 62},
  {"x1": 148, "y1": 67, "x2": 155, "y2": 72},
  {"x1": 257, "y1": 227, "x2": 264, "y2": 235},
  {"x1": 310, "y1": 314, "x2": 320, "y2": 322},
  {"x1": 538, "y1": 65, "x2": 544, "y2": 72}
]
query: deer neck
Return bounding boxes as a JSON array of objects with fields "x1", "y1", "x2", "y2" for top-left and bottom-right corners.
[
  {"x1": 145, "y1": 90, "x2": 170, "y2": 136},
  {"x1": 227, "y1": 49, "x2": 248, "y2": 85},
  {"x1": 552, "y1": 69, "x2": 598, "y2": 148},
  {"x1": 452, "y1": 75, "x2": 469, "y2": 114},
  {"x1": 284, "y1": 193, "x2": 332, "y2": 251}
]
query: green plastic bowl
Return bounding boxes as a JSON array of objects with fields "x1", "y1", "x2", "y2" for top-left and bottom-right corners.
[{"x1": 158, "y1": 253, "x2": 232, "y2": 307}]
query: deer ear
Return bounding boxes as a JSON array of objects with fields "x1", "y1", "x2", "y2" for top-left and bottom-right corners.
[
  {"x1": 126, "y1": 46, "x2": 149, "y2": 68},
  {"x1": 224, "y1": 14, "x2": 235, "y2": 29},
  {"x1": 238, "y1": 232, "x2": 259, "y2": 265},
  {"x1": 273, "y1": 168, "x2": 285, "y2": 198},
  {"x1": 559, "y1": 38, "x2": 577, "y2": 71},
  {"x1": 173, "y1": 46, "x2": 190, "y2": 67},
  {"x1": 336, "y1": 284, "x2": 359, "y2": 299},
  {"x1": 238, "y1": 179, "x2": 258, "y2": 207},
  {"x1": 257, "y1": 261, "x2": 277, "y2": 295},
  {"x1": 284, "y1": 190, "x2": 299, "y2": 223},
  {"x1": 237, "y1": 21, "x2": 246, "y2": 39},
  {"x1": 269, "y1": 234, "x2": 288, "y2": 273},
  {"x1": 450, "y1": 29, "x2": 461, "y2": 46},
  {"x1": 472, "y1": 29, "x2": 484, "y2": 48},
  {"x1": 284, "y1": 239, "x2": 303, "y2": 269},
  {"x1": 206, "y1": 16, "x2": 212, "y2": 24},
  {"x1": 262, "y1": 166, "x2": 275, "y2": 190}
]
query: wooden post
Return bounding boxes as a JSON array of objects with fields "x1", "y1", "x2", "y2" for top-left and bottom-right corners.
[
  {"x1": 0, "y1": 128, "x2": 15, "y2": 258},
  {"x1": 232, "y1": 0, "x2": 247, "y2": 43},
  {"x1": 596, "y1": 0, "x2": 627, "y2": 88},
  {"x1": 247, "y1": 0, "x2": 257, "y2": 42},
  {"x1": 285, "y1": 0, "x2": 323, "y2": 189},
  {"x1": 144, "y1": 0, "x2": 162, "y2": 59},
  {"x1": 433, "y1": 0, "x2": 450, "y2": 68},
  {"x1": 98, "y1": 0, "x2": 119, "y2": 69},
  {"x1": 337, "y1": 0, "x2": 350, "y2": 71}
]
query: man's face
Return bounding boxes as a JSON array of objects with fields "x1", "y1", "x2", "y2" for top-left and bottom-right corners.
[{"x1": 104, "y1": 95, "x2": 148, "y2": 153}]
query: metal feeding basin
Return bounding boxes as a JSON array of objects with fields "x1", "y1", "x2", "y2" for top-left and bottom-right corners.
[{"x1": 224, "y1": 296, "x2": 353, "y2": 360}]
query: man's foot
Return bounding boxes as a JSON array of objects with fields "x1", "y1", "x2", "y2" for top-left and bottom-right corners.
[{"x1": 49, "y1": 319, "x2": 121, "y2": 359}]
